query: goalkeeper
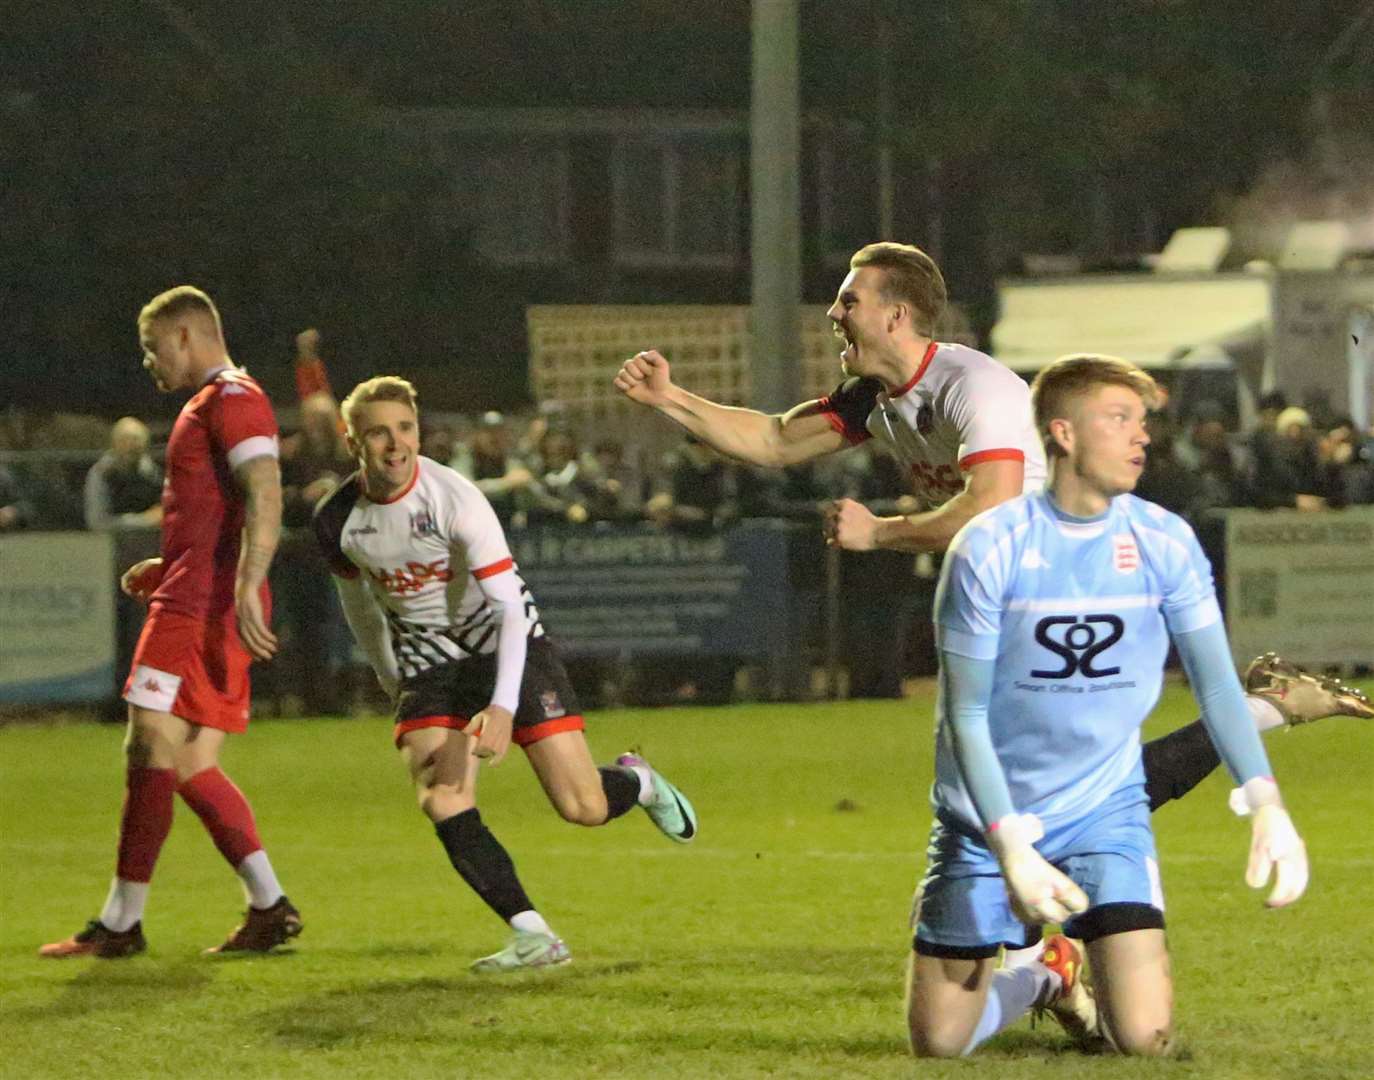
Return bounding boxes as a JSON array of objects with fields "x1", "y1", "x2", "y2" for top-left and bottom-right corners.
[{"x1": 907, "y1": 354, "x2": 1307, "y2": 1058}]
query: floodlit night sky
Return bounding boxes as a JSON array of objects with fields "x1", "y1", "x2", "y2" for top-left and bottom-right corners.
[{"x1": 4, "y1": 1, "x2": 1372, "y2": 413}]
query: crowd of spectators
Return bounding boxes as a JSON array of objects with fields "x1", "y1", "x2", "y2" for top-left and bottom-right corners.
[
  {"x1": 1137, "y1": 390, "x2": 1374, "y2": 522},
  {"x1": 1132, "y1": 389, "x2": 1374, "y2": 590},
  {"x1": 3, "y1": 348, "x2": 1372, "y2": 708},
  {"x1": 4, "y1": 383, "x2": 1371, "y2": 542}
]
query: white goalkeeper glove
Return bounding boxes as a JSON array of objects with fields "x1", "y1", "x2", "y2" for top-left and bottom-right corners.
[
  {"x1": 986, "y1": 813, "x2": 1089, "y2": 926},
  {"x1": 1229, "y1": 777, "x2": 1308, "y2": 908}
]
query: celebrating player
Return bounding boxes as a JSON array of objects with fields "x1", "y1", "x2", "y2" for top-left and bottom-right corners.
[
  {"x1": 907, "y1": 353, "x2": 1307, "y2": 1057},
  {"x1": 313, "y1": 376, "x2": 697, "y2": 972},
  {"x1": 615, "y1": 241, "x2": 1368, "y2": 813},
  {"x1": 42, "y1": 287, "x2": 301, "y2": 959},
  {"x1": 615, "y1": 240, "x2": 1368, "y2": 1036}
]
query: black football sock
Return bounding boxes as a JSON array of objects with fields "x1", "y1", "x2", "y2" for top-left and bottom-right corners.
[
  {"x1": 434, "y1": 808, "x2": 535, "y2": 921},
  {"x1": 598, "y1": 766, "x2": 641, "y2": 822},
  {"x1": 1142, "y1": 719, "x2": 1222, "y2": 812}
]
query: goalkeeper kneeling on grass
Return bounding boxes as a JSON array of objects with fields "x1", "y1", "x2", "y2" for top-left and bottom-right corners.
[{"x1": 905, "y1": 354, "x2": 1308, "y2": 1058}]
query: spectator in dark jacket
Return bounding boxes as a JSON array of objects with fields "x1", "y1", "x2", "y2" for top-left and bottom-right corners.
[
  {"x1": 83, "y1": 417, "x2": 163, "y2": 531},
  {"x1": 1174, "y1": 401, "x2": 1253, "y2": 515},
  {"x1": 1252, "y1": 406, "x2": 1327, "y2": 511}
]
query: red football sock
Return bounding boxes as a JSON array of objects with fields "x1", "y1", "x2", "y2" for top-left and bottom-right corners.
[
  {"x1": 115, "y1": 767, "x2": 178, "y2": 883},
  {"x1": 178, "y1": 767, "x2": 263, "y2": 868}
]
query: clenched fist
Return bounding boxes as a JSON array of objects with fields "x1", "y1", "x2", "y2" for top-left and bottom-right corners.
[
  {"x1": 823, "y1": 498, "x2": 879, "y2": 551},
  {"x1": 613, "y1": 350, "x2": 674, "y2": 407}
]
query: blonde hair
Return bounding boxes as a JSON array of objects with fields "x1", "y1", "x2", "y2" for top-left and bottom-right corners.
[
  {"x1": 111, "y1": 416, "x2": 150, "y2": 449},
  {"x1": 1030, "y1": 354, "x2": 1160, "y2": 457},
  {"x1": 1274, "y1": 406, "x2": 1311, "y2": 432},
  {"x1": 138, "y1": 286, "x2": 223, "y2": 341},
  {"x1": 849, "y1": 242, "x2": 947, "y2": 336},
  {"x1": 340, "y1": 375, "x2": 419, "y2": 438}
]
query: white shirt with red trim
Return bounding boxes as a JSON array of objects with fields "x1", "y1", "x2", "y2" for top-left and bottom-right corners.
[
  {"x1": 313, "y1": 456, "x2": 542, "y2": 698},
  {"x1": 818, "y1": 342, "x2": 1047, "y2": 510},
  {"x1": 153, "y1": 366, "x2": 279, "y2": 620}
]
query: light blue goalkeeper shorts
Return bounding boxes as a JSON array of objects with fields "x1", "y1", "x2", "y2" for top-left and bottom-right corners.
[{"x1": 912, "y1": 781, "x2": 1164, "y2": 953}]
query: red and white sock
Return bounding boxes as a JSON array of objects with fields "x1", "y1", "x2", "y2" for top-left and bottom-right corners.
[
  {"x1": 101, "y1": 766, "x2": 177, "y2": 931},
  {"x1": 235, "y1": 850, "x2": 284, "y2": 909},
  {"x1": 179, "y1": 767, "x2": 282, "y2": 907},
  {"x1": 99, "y1": 878, "x2": 151, "y2": 933}
]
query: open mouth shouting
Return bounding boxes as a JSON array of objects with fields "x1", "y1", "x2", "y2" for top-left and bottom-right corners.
[{"x1": 833, "y1": 321, "x2": 857, "y2": 366}]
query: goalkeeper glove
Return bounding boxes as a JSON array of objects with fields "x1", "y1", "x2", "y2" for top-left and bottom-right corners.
[
  {"x1": 1230, "y1": 777, "x2": 1308, "y2": 908},
  {"x1": 986, "y1": 812, "x2": 1089, "y2": 925}
]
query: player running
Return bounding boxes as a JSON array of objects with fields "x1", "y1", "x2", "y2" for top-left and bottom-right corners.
[
  {"x1": 313, "y1": 376, "x2": 696, "y2": 972},
  {"x1": 42, "y1": 286, "x2": 301, "y2": 959},
  {"x1": 907, "y1": 353, "x2": 1308, "y2": 1057}
]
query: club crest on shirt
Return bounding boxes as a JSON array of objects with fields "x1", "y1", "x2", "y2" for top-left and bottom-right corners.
[
  {"x1": 540, "y1": 690, "x2": 566, "y2": 719},
  {"x1": 1113, "y1": 534, "x2": 1140, "y2": 573},
  {"x1": 410, "y1": 509, "x2": 438, "y2": 538}
]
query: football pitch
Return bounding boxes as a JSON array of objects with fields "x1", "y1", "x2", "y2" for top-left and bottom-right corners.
[{"x1": 2, "y1": 680, "x2": 1371, "y2": 1080}]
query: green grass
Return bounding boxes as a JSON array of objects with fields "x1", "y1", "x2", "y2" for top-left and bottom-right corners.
[{"x1": 2, "y1": 679, "x2": 1371, "y2": 1079}]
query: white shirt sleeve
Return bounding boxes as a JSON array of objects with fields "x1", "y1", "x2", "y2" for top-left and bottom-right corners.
[
  {"x1": 441, "y1": 470, "x2": 530, "y2": 714},
  {"x1": 942, "y1": 365, "x2": 1038, "y2": 469},
  {"x1": 333, "y1": 575, "x2": 400, "y2": 699}
]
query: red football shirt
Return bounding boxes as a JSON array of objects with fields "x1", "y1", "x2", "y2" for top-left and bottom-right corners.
[{"x1": 151, "y1": 367, "x2": 279, "y2": 620}]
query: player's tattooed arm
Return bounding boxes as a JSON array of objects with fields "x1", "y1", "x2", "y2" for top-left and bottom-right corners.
[
  {"x1": 234, "y1": 454, "x2": 282, "y2": 660},
  {"x1": 615, "y1": 349, "x2": 846, "y2": 467},
  {"x1": 831, "y1": 456, "x2": 1024, "y2": 553}
]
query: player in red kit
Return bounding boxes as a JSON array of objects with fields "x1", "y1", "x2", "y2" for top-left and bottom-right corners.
[{"x1": 41, "y1": 286, "x2": 302, "y2": 958}]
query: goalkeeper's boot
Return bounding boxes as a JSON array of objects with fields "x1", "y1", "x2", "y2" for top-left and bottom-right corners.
[
  {"x1": 470, "y1": 930, "x2": 571, "y2": 973},
  {"x1": 1037, "y1": 935, "x2": 1103, "y2": 1047},
  {"x1": 616, "y1": 752, "x2": 697, "y2": 844},
  {"x1": 39, "y1": 919, "x2": 146, "y2": 959},
  {"x1": 205, "y1": 896, "x2": 302, "y2": 954},
  {"x1": 1245, "y1": 653, "x2": 1374, "y2": 726}
]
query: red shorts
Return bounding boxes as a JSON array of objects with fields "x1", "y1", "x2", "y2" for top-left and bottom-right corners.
[{"x1": 122, "y1": 608, "x2": 255, "y2": 733}]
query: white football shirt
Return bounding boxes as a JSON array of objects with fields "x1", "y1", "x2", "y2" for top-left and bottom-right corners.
[
  {"x1": 314, "y1": 456, "x2": 543, "y2": 680},
  {"x1": 819, "y1": 341, "x2": 1048, "y2": 508}
]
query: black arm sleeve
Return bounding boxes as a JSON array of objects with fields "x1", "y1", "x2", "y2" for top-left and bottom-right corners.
[
  {"x1": 311, "y1": 473, "x2": 363, "y2": 578},
  {"x1": 816, "y1": 376, "x2": 881, "y2": 444}
]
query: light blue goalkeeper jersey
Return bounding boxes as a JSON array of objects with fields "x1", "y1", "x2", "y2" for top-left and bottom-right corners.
[{"x1": 932, "y1": 491, "x2": 1222, "y2": 832}]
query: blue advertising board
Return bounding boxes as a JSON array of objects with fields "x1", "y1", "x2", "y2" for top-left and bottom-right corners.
[
  {"x1": 0, "y1": 533, "x2": 116, "y2": 703},
  {"x1": 509, "y1": 521, "x2": 822, "y2": 689}
]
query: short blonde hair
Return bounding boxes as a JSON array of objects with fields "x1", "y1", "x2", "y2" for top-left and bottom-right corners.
[
  {"x1": 1030, "y1": 354, "x2": 1160, "y2": 457},
  {"x1": 1274, "y1": 406, "x2": 1311, "y2": 433},
  {"x1": 138, "y1": 286, "x2": 223, "y2": 341},
  {"x1": 849, "y1": 242, "x2": 947, "y2": 336},
  {"x1": 340, "y1": 375, "x2": 419, "y2": 438},
  {"x1": 111, "y1": 416, "x2": 150, "y2": 449}
]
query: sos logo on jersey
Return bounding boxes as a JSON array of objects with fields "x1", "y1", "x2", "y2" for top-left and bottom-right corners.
[{"x1": 1030, "y1": 614, "x2": 1124, "y2": 679}]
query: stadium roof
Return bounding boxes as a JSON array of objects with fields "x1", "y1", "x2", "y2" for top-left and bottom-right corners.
[{"x1": 991, "y1": 272, "x2": 1273, "y2": 373}]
